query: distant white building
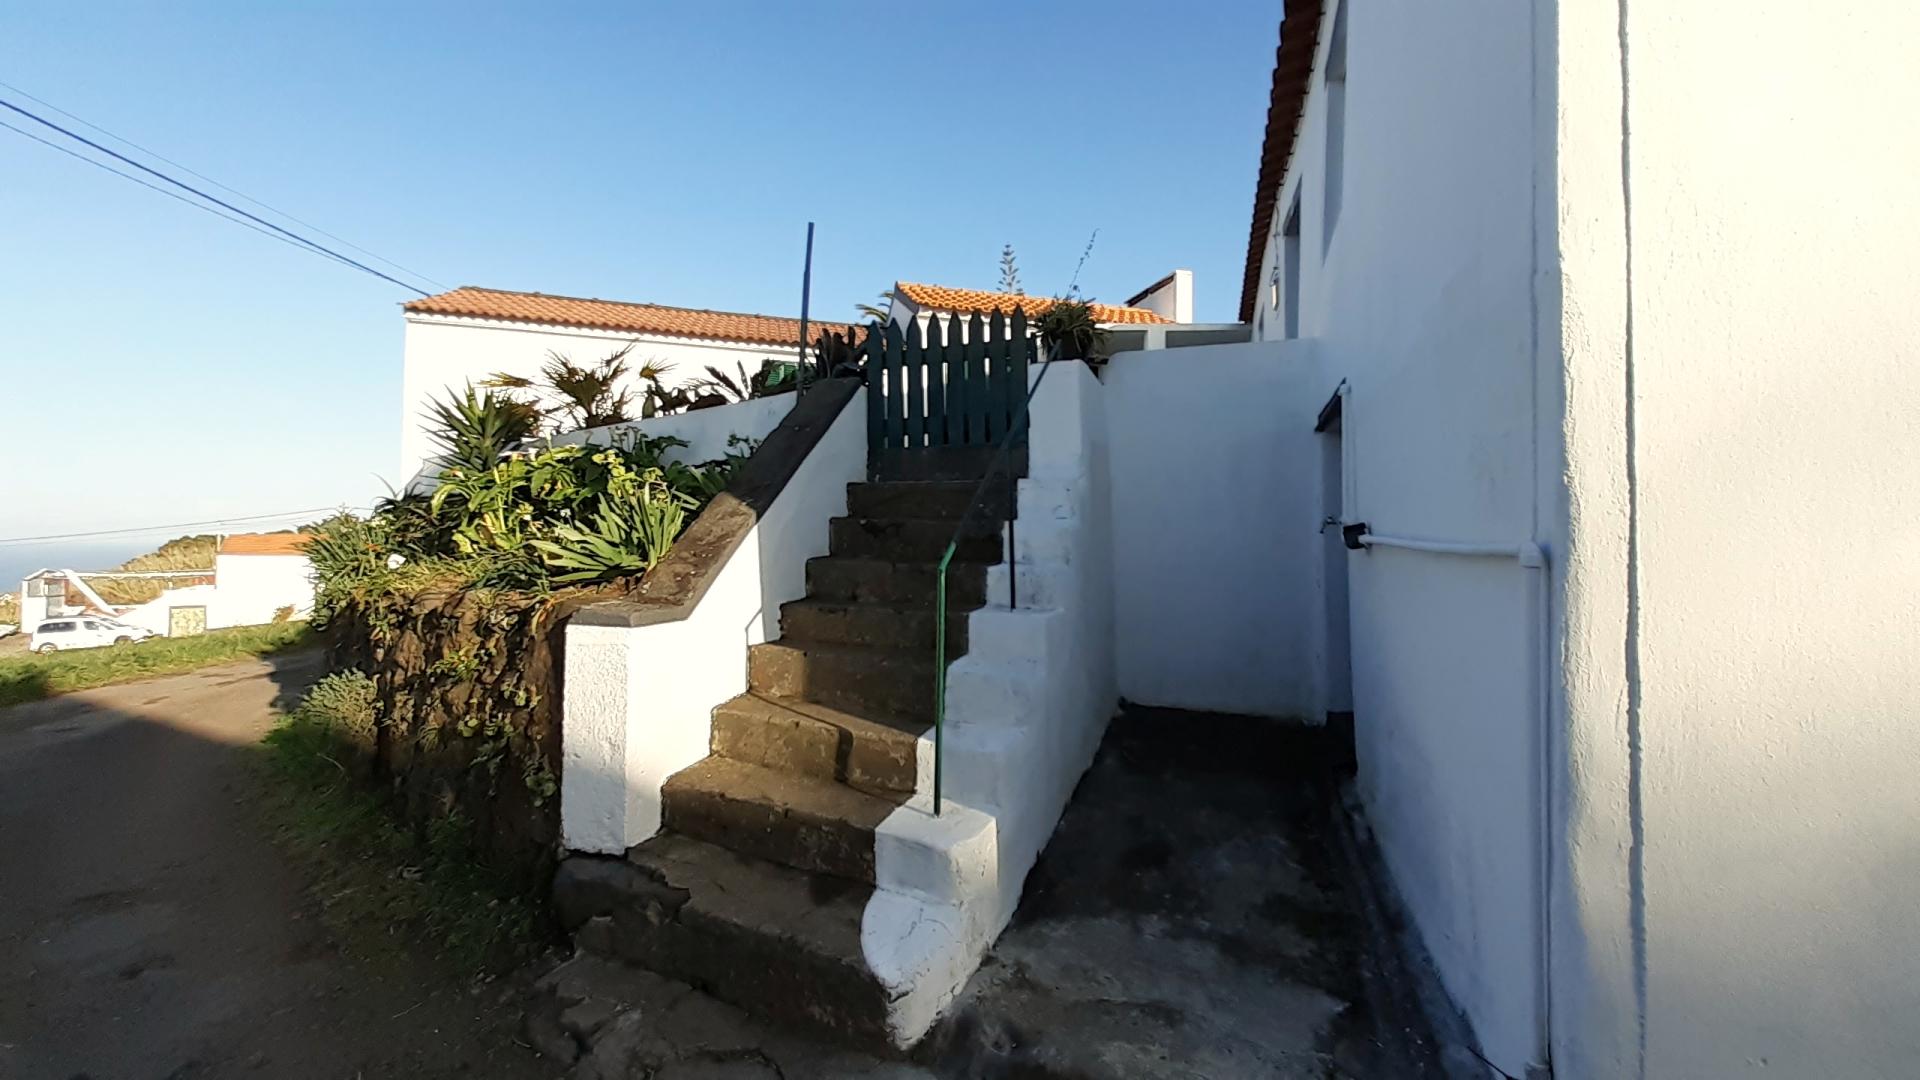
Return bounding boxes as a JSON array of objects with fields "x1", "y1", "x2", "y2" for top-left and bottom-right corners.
[
  {"x1": 399, "y1": 286, "x2": 851, "y2": 485},
  {"x1": 115, "y1": 533, "x2": 315, "y2": 637}
]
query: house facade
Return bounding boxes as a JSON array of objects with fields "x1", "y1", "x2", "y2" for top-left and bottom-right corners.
[
  {"x1": 399, "y1": 286, "x2": 849, "y2": 484},
  {"x1": 116, "y1": 532, "x2": 316, "y2": 636},
  {"x1": 1236, "y1": 2, "x2": 1920, "y2": 1077}
]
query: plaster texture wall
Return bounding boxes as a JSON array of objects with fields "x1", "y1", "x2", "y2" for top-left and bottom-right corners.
[
  {"x1": 400, "y1": 313, "x2": 812, "y2": 484},
  {"x1": 1105, "y1": 339, "x2": 1327, "y2": 719},
  {"x1": 114, "y1": 554, "x2": 314, "y2": 635},
  {"x1": 1552, "y1": 3, "x2": 1920, "y2": 1077},
  {"x1": 1245, "y1": 3, "x2": 1552, "y2": 1073},
  {"x1": 550, "y1": 393, "x2": 794, "y2": 465},
  {"x1": 559, "y1": 390, "x2": 866, "y2": 855},
  {"x1": 865, "y1": 360, "x2": 1118, "y2": 1046}
]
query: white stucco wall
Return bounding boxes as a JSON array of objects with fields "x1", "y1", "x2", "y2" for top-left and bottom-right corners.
[
  {"x1": 114, "y1": 554, "x2": 314, "y2": 635},
  {"x1": 867, "y1": 359, "x2": 1119, "y2": 1045},
  {"x1": 560, "y1": 389, "x2": 866, "y2": 855},
  {"x1": 1552, "y1": 4, "x2": 1920, "y2": 1078},
  {"x1": 400, "y1": 313, "x2": 814, "y2": 485},
  {"x1": 1105, "y1": 339, "x2": 1328, "y2": 719},
  {"x1": 1246, "y1": 3, "x2": 1552, "y2": 1074},
  {"x1": 549, "y1": 392, "x2": 794, "y2": 466}
]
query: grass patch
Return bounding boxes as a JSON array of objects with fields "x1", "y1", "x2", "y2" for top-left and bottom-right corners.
[
  {"x1": 0, "y1": 622, "x2": 316, "y2": 708},
  {"x1": 258, "y1": 686, "x2": 550, "y2": 974}
]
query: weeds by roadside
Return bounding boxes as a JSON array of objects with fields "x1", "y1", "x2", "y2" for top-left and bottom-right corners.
[
  {"x1": 0, "y1": 623, "x2": 314, "y2": 708},
  {"x1": 257, "y1": 671, "x2": 553, "y2": 975}
]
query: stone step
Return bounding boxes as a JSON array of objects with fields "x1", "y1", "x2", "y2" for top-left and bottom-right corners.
[
  {"x1": 555, "y1": 836, "x2": 891, "y2": 1048},
  {"x1": 804, "y1": 556, "x2": 989, "y2": 609},
  {"x1": 747, "y1": 640, "x2": 938, "y2": 723},
  {"x1": 710, "y1": 692, "x2": 923, "y2": 796},
  {"x1": 779, "y1": 597, "x2": 969, "y2": 653},
  {"x1": 662, "y1": 756, "x2": 902, "y2": 884},
  {"x1": 846, "y1": 479, "x2": 1011, "y2": 522},
  {"x1": 829, "y1": 516, "x2": 1002, "y2": 564},
  {"x1": 871, "y1": 446, "x2": 1007, "y2": 483}
]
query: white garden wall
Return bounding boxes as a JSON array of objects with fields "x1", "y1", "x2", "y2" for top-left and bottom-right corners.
[
  {"x1": 552, "y1": 393, "x2": 795, "y2": 465},
  {"x1": 1104, "y1": 339, "x2": 1327, "y2": 719},
  {"x1": 560, "y1": 390, "x2": 866, "y2": 855},
  {"x1": 400, "y1": 313, "x2": 811, "y2": 484},
  {"x1": 1552, "y1": 3, "x2": 1920, "y2": 1077}
]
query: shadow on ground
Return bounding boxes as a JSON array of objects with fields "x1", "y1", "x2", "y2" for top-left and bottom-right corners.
[{"x1": 0, "y1": 650, "x2": 552, "y2": 1080}]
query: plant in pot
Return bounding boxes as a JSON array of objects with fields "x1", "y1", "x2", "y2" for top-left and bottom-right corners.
[{"x1": 1036, "y1": 296, "x2": 1107, "y2": 361}]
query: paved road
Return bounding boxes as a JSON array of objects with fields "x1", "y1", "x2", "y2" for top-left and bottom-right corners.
[{"x1": 0, "y1": 653, "x2": 549, "y2": 1080}]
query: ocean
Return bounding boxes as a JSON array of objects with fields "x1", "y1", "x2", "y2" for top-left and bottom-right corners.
[{"x1": 0, "y1": 541, "x2": 161, "y2": 592}]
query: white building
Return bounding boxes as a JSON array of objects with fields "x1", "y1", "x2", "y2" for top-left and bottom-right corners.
[
  {"x1": 116, "y1": 533, "x2": 315, "y2": 636},
  {"x1": 1222, "y1": 1, "x2": 1920, "y2": 1077},
  {"x1": 399, "y1": 286, "x2": 850, "y2": 485},
  {"x1": 882, "y1": 276, "x2": 1249, "y2": 351}
]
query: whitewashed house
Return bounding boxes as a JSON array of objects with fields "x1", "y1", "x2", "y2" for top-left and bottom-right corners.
[
  {"x1": 547, "y1": 2, "x2": 1920, "y2": 1075},
  {"x1": 399, "y1": 286, "x2": 851, "y2": 484},
  {"x1": 1202, "y1": 1, "x2": 1920, "y2": 1077},
  {"x1": 116, "y1": 533, "x2": 315, "y2": 636}
]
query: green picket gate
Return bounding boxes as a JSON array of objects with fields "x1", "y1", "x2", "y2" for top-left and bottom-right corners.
[{"x1": 864, "y1": 309, "x2": 1036, "y2": 459}]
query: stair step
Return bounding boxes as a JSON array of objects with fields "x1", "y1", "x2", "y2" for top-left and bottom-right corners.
[
  {"x1": 711, "y1": 692, "x2": 923, "y2": 795},
  {"x1": 847, "y1": 479, "x2": 1010, "y2": 522},
  {"x1": 779, "y1": 597, "x2": 968, "y2": 653},
  {"x1": 829, "y1": 516, "x2": 1002, "y2": 564},
  {"x1": 662, "y1": 756, "x2": 902, "y2": 883},
  {"x1": 805, "y1": 556, "x2": 989, "y2": 609},
  {"x1": 557, "y1": 835, "x2": 890, "y2": 1047},
  {"x1": 748, "y1": 640, "x2": 938, "y2": 722}
]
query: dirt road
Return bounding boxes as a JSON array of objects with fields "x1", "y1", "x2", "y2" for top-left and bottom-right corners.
[{"x1": 0, "y1": 652, "x2": 550, "y2": 1080}]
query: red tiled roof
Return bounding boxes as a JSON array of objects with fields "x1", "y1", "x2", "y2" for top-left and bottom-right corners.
[
  {"x1": 1239, "y1": 1, "x2": 1327, "y2": 323},
  {"x1": 405, "y1": 287, "x2": 853, "y2": 348},
  {"x1": 219, "y1": 533, "x2": 314, "y2": 556},
  {"x1": 894, "y1": 282, "x2": 1172, "y2": 325}
]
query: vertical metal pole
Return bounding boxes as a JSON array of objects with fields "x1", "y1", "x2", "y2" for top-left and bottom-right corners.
[
  {"x1": 796, "y1": 222, "x2": 815, "y2": 388},
  {"x1": 934, "y1": 547, "x2": 952, "y2": 817},
  {"x1": 1006, "y1": 468, "x2": 1017, "y2": 611}
]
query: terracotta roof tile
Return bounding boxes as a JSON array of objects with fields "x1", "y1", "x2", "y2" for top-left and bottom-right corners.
[
  {"x1": 894, "y1": 282, "x2": 1172, "y2": 325},
  {"x1": 405, "y1": 287, "x2": 854, "y2": 348},
  {"x1": 219, "y1": 533, "x2": 315, "y2": 556},
  {"x1": 1239, "y1": 1, "x2": 1327, "y2": 322}
]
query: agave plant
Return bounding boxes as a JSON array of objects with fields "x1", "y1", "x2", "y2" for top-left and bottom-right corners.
[
  {"x1": 1036, "y1": 296, "x2": 1107, "y2": 361},
  {"x1": 424, "y1": 386, "x2": 540, "y2": 473}
]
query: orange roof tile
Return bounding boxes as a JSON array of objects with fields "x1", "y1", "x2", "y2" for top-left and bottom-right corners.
[
  {"x1": 1239, "y1": 1, "x2": 1326, "y2": 322},
  {"x1": 220, "y1": 533, "x2": 315, "y2": 556},
  {"x1": 893, "y1": 283, "x2": 1172, "y2": 325},
  {"x1": 404, "y1": 287, "x2": 854, "y2": 348}
]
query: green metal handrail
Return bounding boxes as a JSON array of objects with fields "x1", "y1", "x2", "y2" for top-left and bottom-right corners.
[{"x1": 931, "y1": 340, "x2": 1063, "y2": 815}]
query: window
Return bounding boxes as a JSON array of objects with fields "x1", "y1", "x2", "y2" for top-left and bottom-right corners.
[
  {"x1": 83, "y1": 620, "x2": 102, "y2": 630},
  {"x1": 1283, "y1": 193, "x2": 1302, "y2": 339},
  {"x1": 40, "y1": 621, "x2": 73, "y2": 633},
  {"x1": 1323, "y1": 0, "x2": 1349, "y2": 256}
]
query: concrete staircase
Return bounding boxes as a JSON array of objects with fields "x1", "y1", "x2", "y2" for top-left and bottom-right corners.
[{"x1": 559, "y1": 478, "x2": 1009, "y2": 1048}]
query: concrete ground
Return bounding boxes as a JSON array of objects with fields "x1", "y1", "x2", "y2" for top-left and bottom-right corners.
[
  {"x1": 543, "y1": 706, "x2": 1439, "y2": 1078},
  {"x1": 0, "y1": 652, "x2": 551, "y2": 1080}
]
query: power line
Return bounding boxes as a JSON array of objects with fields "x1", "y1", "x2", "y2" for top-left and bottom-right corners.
[
  {"x1": 0, "y1": 79, "x2": 447, "y2": 290},
  {"x1": 0, "y1": 508, "x2": 350, "y2": 547},
  {"x1": 0, "y1": 95, "x2": 431, "y2": 295},
  {"x1": 0, "y1": 118, "x2": 369, "y2": 273}
]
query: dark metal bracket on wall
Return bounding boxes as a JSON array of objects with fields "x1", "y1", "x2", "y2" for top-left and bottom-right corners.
[{"x1": 1342, "y1": 521, "x2": 1370, "y2": 551}]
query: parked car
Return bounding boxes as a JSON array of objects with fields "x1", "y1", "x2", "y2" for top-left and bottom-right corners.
[{"x1": 30, "y1": 617, "x2": 155, "y2": 653}]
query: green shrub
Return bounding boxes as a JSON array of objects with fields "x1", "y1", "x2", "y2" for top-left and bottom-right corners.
[{"x1": 290, "y1": 669, "x2": 378, "y2": 744}]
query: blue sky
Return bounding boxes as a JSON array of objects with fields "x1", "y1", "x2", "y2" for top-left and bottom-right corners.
[{"x1": 0, "y1": 1, "x2": 1277, "y2": 555}]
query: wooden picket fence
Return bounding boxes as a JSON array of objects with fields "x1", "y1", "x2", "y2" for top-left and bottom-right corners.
[{"x1": 864, "y1": 309, "x2": 1038, "y2": 455}]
